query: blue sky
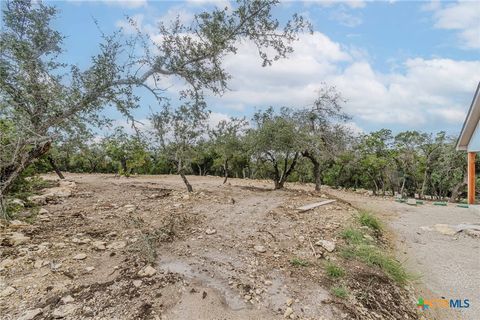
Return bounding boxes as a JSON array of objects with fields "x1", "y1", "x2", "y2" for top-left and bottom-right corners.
[{"x1": 6, "y1": 0, "x2": 480, "y2": 135}]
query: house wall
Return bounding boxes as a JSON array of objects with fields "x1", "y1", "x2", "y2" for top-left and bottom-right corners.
[{"x1": 467, "y1": 121, "x2": 480, "y2": 152}]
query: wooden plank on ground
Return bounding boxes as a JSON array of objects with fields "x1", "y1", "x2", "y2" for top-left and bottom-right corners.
[{"x1": 296, "y1": 200, "x2": 336, "y2": 212}]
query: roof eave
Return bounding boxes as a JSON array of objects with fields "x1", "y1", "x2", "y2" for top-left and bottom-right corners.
[{"x1": 456, "y1": 82, "x2": 480, "y2": 151}]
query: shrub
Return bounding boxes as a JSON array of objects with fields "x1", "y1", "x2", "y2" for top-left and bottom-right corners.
[
  {"x1": 341, "y1": 228, "x2": 365, "y2": 244},
  {"x1": 325, "y1": 262, "x2": 345, "y2": 278},
  {"x1": 331, "y1": 285, "x2": 348, "y2": 298},
  {"x1": 358, "y1": 211, "x2": 381, "y2": 232},
  {"x1": 341, "y1": 244, "x2": 409, "y2": 284},
  {"x1": 290, "y1": 258, "x2": 309, "y2": 267}
]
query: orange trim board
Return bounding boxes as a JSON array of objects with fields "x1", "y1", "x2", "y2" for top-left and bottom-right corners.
[{"x1": 468, "y1": 152, "x2": 476, "y2": 205}]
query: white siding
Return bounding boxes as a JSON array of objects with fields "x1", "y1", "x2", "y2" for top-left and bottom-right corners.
[{"x1": 467, "y1": 121, "x2": 480, "y2": 152}]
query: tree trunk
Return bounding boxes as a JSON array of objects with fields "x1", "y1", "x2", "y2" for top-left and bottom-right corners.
[
  {"x1": 449, "y1": 174, "x2": 467, "y2": 202},
  {"x1": 120, "y1": 158, "x2": 128, "y2": 174},
  {"x1": 1, "y1": 141, "x2": 51, "y2": 218},
  {"x1": 47, "y1": 156, "x2": 65, "y2": 179},
  {"x1": 0, "y1": 195, "x2": 6, "y2": 220},
  {"x1": 223, "y1": 160, "x2": 228, "y2": 184},
  {"x1": 420, "y1": 168, "x2": 428, "y2": 199},
  {"x1": 274, "y1": 180, "x2": 284, "y2": 190},
  {"x1": 1, "y1": 141, "x2": 51, "y2": 195},
  {"x1": 372, "y1": 180, "x2": 379, "y2": 196},
  {"x1": 274, "y1": 152, "x2": 299, "y2": 190},
  {"x1": 400, "y1": 176, "x2": 406, "y2": 198},
  {"x1": 88, "y1": 159, "x2": 97, "y2": 173},
  {"x1": 179, "y1": 170, "x2": 193, "y2": 192},
  {"x1": 302, "y1": 150, "x2": 321, "y2": 191}
]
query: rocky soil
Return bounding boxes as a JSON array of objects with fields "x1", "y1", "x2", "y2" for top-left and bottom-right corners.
[{"x1": 1, "y1": 174, "x2": 419, "y2": 320}]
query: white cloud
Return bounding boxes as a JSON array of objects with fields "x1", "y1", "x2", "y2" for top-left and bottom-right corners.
[
  {"x1": 434, "y1": 108, "x2": 466, "y2": 123},
  {"x1": 330, "y1": 9, "x2": 362, "y2": 27},
  {"x1": 110, "y1": 4, "x2": 479, "y2": 133},
  {"x1": 66, "y1": 0, "x2": 147, "y2": 9},
  {"x1": 343, "y1": 121, "x2": 364, "y2": 134},
  {"x1": 331, "y1": 58, "x2": 479, "y2": 126},
  {"x1": 206, "y1": 32, "x2": 480, "y2": 131},
  {"x1": 429, "y1": 1, "x2": 480, "y2": 49},
  {"x1": 159, "y1": 7, "x2": 195, "y2": 26},
  {"x1": 104, "y1": 0, "x2": 147, "y2": 8},
  {"x1": 186, "y1": 0, "x2": 231, "y2": 9},
  {"x1": 311, "y1": 0, "x2": 366, "y2": 9},
  {"x1": 208, "y1": 112, "x2": 231, "y2": 128}
]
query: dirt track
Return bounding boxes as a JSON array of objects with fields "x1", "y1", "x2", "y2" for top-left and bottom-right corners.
[
  {"x1": 328, "y1": 188, "x2": 480, "y2": 320},
  {"x1": 1, "y1": 174, "x2": 419, "y2": 320}
]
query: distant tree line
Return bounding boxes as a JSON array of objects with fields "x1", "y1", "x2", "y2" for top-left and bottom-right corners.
[{"x1": 37, "y1": 86, "x2": 469, "y2": 202}]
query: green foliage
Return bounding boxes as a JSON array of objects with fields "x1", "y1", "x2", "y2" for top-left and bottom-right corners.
[
  {"x1": 210, "y1": 117, "x2": 248, "y2": 180},
  {"x1": 248, "y1": 107, "x2": 302, "y2": 189},
  {"x1": 4, "y1": 174, "x2": 53, "y2": 219},
  {"x1": 340, "y1": 228, "x2": 365, "y2": 244},
  {"x1": 324, "y1": 262, "x2": 345, "y2": 278},
  {"x1": 341, "y1": 244, "x2": 409, "y2": 284},
  {"x1": 331, "y1": 285, "x2": 348, "y2": 298},
  {"x1": 358, "y1": 211, "x2": 382, "y2": 232},
  {"x1": 290, "y1": 258, "x2": 309, "y2": 267},
  {"x1": 104, "y1": 127, "x2": 149, "y2": 176}
]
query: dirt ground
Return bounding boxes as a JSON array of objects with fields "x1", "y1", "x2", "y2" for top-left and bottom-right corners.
[
  {"x1": 1, "y1": 174, "x2": 420, "y2": 320},
  {"x1": 327, "y1": 188, "x2": 480, "y2": 320}
]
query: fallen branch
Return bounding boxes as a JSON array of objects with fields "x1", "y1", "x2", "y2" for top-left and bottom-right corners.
[{"x1": 296, "y1": 200, "x2": 336, "y2": 212}]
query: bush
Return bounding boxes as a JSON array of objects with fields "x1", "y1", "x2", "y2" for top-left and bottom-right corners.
[
  {"x1": 331, "y1": 285, "x2": 348, "y2": 298},
  {"x1": 290, "y1": 257, "x2": 309, "y2": 267},
  {"x1": 341, "y1": 228, "x2": 365, "y2": 244},
  {"x1": 325, "y1": 262, "x2": 345, "y2": 278},
  {"x1": 358, "y1": 211, "x2": 381, "y2": 232},
  {"x1": 341, "y1": 244, "x2": 408, "y2": 284}
]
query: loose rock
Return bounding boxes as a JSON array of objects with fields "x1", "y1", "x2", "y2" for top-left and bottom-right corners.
[
  {"x1": 0, "y1": 286, "x2": 16, "y2": 297},
  {"x1": 8, "y1": 232, "x2": 30, "y2": 246},
  {"x1": 254, "y1": 245, "x2": 266, "y2": 253},
  {"x1": 364, "y1": 234, "x2": 374, "y2": 241},
  {"x1": 433, "y1": 224, "x2": 457, "y2": 236},
  {"x1": 27, "y1": 195, "x2": 47, "y2": 205},
  {"x1": 61, "y1": 295, "x2": 75, "y2": 304},
  {"x1": 92, "y1": 241, "x2": 106, "y2": 250},
  {"x1": 205, "y1": 228, "x2": 217, "y2": 235},
  {"x1": 52, "y1": 304, "x2": 77, "y2": 318},
  {"x1": 34, "y1": 260, "x2": 46, "y2": 269},
  {"x1": 138, "y1": 265, "x2": 157, "y2": 277},
  {"x1": 315, "y1": 239, "x2": 336, "y2": 252},
  {"x1": 107, "y1": 241, "x2": 127, "y2": 250},
  {"x1": 284, "y1": 307, "x2": 294, "y2": 318},
  {"x1": 73, "y1": 253, "x2": 87, "y2": 260},
  {"x1": 11, "y1": 198, "x2": 26, "y2": 207},
  {"x1": 0, "y1": 258, "x2": 14, "y2": 271},
  {"x1": 18, "y1": 308, "x2": 42, "y2": 320}
]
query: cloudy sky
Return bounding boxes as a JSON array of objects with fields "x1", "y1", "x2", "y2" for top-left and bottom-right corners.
[{"x1": 18, "y1": 0, "x2": 480, "y2": 134}]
